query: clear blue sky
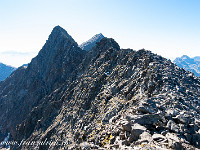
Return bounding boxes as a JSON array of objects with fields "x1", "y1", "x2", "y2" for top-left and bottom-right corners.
[{"x1": 0, "y1": 0, "x2": 200, "y2": 67}]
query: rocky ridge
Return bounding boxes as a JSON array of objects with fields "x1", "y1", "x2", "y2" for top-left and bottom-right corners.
[{"x1": 0, "y1": 26, "x2": 200, "y2": 150}]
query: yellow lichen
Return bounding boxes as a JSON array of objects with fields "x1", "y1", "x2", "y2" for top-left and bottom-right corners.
[
  {"x1": 101, "y1": 134, "x2": 112, "y2": 147},
  {"x1": 141, "y1": 143, "x2": 146, "y2": 147},
  {"x1": 101, "y1": 134, "x2": 113, "y2": 147}
]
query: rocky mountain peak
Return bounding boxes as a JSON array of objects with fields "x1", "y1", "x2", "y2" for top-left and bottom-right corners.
[
  {"x1": 37, "y1": 25, "x2": 78, "y2": 58},
  {"x1": 94, "y1": 37, "x2": 120, "y2": 51},
  {"x1": 0, "y1": 27, "x2": 200, "y2": 150},
  {"x1": 29, "y1": 25, "x2": 81, "y2": 80},
  {"x1": 0, "y1": 26, "x2": 86, "y2": 140},
  {"x1": 79, "y1": 33, "x2": 105, "y2": 51},
  {"x1": 181, "y1": 55, "x2": 190, "y2": 60},
  {"x1": 93, "y1": 33, "x2": 104, "y2": 39},
  {"x1": 49, "y1": 25, "x2": 77, "y2": 44}
]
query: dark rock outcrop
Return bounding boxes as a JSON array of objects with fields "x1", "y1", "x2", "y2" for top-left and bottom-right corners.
[{"x1": 0, "y1": 25, "x2": 86, "y2": 140}]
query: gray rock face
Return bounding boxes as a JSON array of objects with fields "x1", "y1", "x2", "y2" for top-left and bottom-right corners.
[
  {"x1": 0, "y1": 63, "x2": 15, "y2": 81},
  {"x1": 0, "y1": 26, "x2": 200, "y2": 150},
  {"x1": 0, "y1": 26, "x2": 86, "y2": 140},
  {"x1": 127, "y1": 114, "x2": 160, "y2": 125},
  {"x1": 174, "y1": 55, "x2": 200, "y2": 77},
  {"x1": 79, "y1": 33, "x2": 104, "y2": 51}
]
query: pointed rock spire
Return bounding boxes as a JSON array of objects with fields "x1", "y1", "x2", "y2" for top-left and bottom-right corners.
[{"x1": 79, "y1": 33, "x2": 104, "y2": 51}]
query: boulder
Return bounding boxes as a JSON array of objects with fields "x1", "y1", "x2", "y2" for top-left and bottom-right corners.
[
  {"x1": 139, "y1": 131, "x2": 152, "y2": 143},
  {"x1": 80, "y1": 142, "x2": 90, "y2": 150},
  {"x1": 152, "y1": 133, "x2": 166, "y2": 142},
  {"x1": 121, "y1": 121, "x2": 132, "y2": 132},
  {"x1": 167, "y1": 120, "x2": 180, "y2": 133},
  {"x1": 137, "y1": 99, "x2": 158, "y2": 114},
  {"x1": 129, "y1": 123, "x2": 146, "y2": 142},
  {"x1": 175, "y1": 112, "x2": 190, "y2": 124},
  {"x1": 126, "y1": 114, "x2": 160, "y2": 125}
]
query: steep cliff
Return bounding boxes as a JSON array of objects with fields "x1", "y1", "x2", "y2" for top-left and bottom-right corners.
[{"x1": 0, "y1": 26, "x2": 86, "y2": 140}]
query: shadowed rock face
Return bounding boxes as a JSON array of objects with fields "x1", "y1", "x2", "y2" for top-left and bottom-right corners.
[
  {"x1": 0, "y1": 26, "x2": 86, "y2": 139},
  {"x1": 0, "y1": 26, "x2": 200, "y2": 150}
]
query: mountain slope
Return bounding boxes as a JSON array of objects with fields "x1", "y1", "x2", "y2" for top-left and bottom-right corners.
[
  {"x1": 0, "y1": 27, "x2": 200, "y2": 150},
  {"x1": 0, "y1": 63, "x2": 15, "y2": 81},
  {"x1": 0, "y1": 26, "x2": 86, "y2": 141},
  {"x1": 174, "y1": 55, "x2": 200, "y2": 77},
  {"x1": 79, "y1": 33, "x2": 104, "y2": 51},
  {"x1": 17, "y1": 44, "x2": 200, "y2": 149}
]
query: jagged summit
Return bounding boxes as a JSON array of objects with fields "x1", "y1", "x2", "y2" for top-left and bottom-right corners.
[
  {"x1": 79, "y1": 33, "x2": 104, "y2": 51},
  {"x1": 30, "y1": 25, "x2": 80, "y2": 78},
  {"x1": 52, "y1": 25, "x2": 67, "y2": 34},
  {"x1": 50, "y1": 25, "x2": 76, "y2": 44},
  {"x1": 53, "y1": 25, "x2": 65, "y2": 31},
  {"x1": 94, "y1": 33, "x2": 104, "y2": 39},
  {"x1": 0, "y1": 26, "x2": 86, "y2": 140},
  {"x1": 52, "y1": 25, "x2": 70, "y2": 36}
]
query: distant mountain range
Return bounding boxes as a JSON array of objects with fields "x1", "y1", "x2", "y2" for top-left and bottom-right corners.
[
  {"x1": 174, "y1": 55, "x2": 200, "y2": 77},
  {"x1": 79, "y1": 33, "x2": 104, "y2": 51},
  {"x1": 0, "y1": 63, "x2": 15, "y2": 81}
]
